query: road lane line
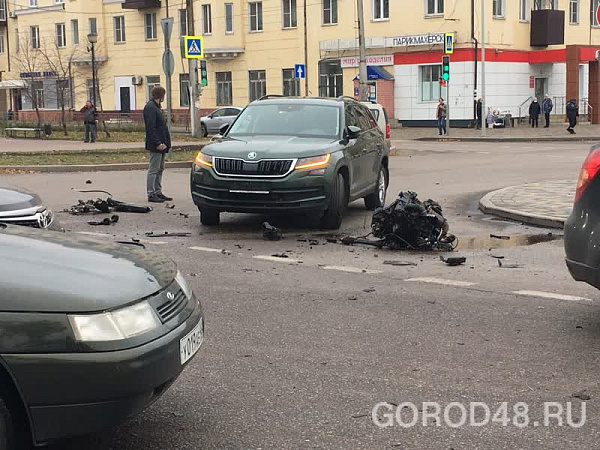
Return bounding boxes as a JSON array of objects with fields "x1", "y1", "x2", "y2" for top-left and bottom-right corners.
[
  {"x1": 189, "y1": 246, "x2": 225, "y2": 253},
  {"x1": 253, "y1": 255, "x2": 301, "y2": 264},
  {"x1": 322, "y1": 265, "x2": 382, "y2": 274},
  {"x1": 76, "y1": 231, "x2": 109, "y2": 237},
  {"x1": 405, "y1": 277, "x2": 476, "y2": 287},
  {"x1": 512, "y1": 290, "x2": 592, "y2": 302}
]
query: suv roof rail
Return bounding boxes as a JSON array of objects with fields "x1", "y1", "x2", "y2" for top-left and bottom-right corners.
[
  {"x1": 337, "y1": 95, "x2": 360, "y2": 103},
  {"x1": 257, "y1": 94, "x2": 287, "y2": 101}
]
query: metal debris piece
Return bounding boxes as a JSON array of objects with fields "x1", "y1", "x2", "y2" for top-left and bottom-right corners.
[
  {"x1": 271, "y1": 253, "x2": 289, "y2": 258},
  {"x1": 144, "y1": 231, "x2": 191, "y2": 238},
  {"x1": 572, "y1": 391, "x2": 591, "y2": 401},
  {"x1": 326, "y1": 238, "x2": 338, "y2": 244},
  {"x1": 180, "y1": 213, "x2": 190, "y2": 219},
  {"x1": 67, "y1": 194, "x2": 152, "y2": 215},
  {"x1": 440, "y1": 255, "x2": 467, "y2": 266},
  {"x1": 85, "y1": 180, "x2": 92, "y2": 184},
  {"x1": 490, "y1": 234, "x2": 510, "y2": 240},
  {"x1": 115, "y1": 240, "x2": 145, "y2": 248},
  {"x1": 383, "y1": 260, "x2": 418, "y2": 266},
  {"x1": 108, "y1": 198, "x2": 152, "y2": 213},
  {"x1": 498, "y1": 260, "x2": 524, "y2": 269},
  {"x1": 263, "y1": 222, "x2": 282, "y2": 241},
  {"x1": 165, "y1": 203, "x2": 176, "y2": 209},
  {"x1": 88, "y1": 215, "x2": 119, "y2": 226},
  {"x1": 363, "y1": 287, "x2": 376, "y2": 293}
]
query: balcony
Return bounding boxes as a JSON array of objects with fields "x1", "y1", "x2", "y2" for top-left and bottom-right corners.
[
  {"x1": 122, "y1": 0, "x2": 160, "y2": 10},
  {"x1": 530, "y1": 9, "x2": 565, "y2": 47}
]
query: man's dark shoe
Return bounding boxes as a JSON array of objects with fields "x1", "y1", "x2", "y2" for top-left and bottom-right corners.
[
  {"x1": 158, "y1": 193, "x2": 173, "y2": 201},
  {"x1": 148, "y1": 195, "x2": 165, "y2": 203}
]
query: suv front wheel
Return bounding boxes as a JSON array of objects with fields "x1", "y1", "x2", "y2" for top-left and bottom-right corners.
[
  {"x1": 320, "y1": 172, "x2": 347, "y2": 230},
  {"x1": 364, "y1": 166, "x2": 388, "y2": 210}
]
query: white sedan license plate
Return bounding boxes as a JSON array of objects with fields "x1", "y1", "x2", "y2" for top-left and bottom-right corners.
[{"x1": 180, "y1": 319, "x2": 204, "y2": 365}]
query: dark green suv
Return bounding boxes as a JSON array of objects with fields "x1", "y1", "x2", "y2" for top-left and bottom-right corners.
[{"x1": 190, "y1": 96, "x2": 389, "y2": 229}]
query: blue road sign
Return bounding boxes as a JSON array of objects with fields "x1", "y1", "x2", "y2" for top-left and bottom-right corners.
[
  {"x1": 184, "y1": 36, "x2": 204, "y2": 59},
  {"x1": 444, "y1": 32, "x2": 454, "y2": 55},
  {"x1": 295, "y1": 64, "x2": 306, "y2": 79}
]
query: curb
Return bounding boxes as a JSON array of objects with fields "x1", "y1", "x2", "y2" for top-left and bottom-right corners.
[
  {"x1": 418, "y1": 136, "x2": 600, "y2": 143},
  {"x1": 0, "y1": 161, "x2": 193, "y2": 173},
  {"x1": 479, "y1": 187, "x2": 566, "y2": 229}
]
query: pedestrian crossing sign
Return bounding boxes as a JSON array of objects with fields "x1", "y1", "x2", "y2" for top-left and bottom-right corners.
[{"x1": 184, "y1": 36, "x2": 204, "y2": 59}]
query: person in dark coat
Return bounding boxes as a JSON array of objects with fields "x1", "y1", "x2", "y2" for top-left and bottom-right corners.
[
  {"x1": 566, "y1": 98, "x2": 579, "y2": 134},
  {"x1": 144, "y1": 86, "x2": 172, "y2": 203},
  {"x1": 436, "y1": 98, "x2": 447, "y2": 135},
  {"x1": 542, "y1": 94, "x2": 553, "y2": 128},
  {"x1": 529, "y1": 98, "x2": 541, "y2": 128},
  {"x1": 476, "y1": 98, "x2": 482, "y2": 129},
  {"x1": 80, "y1": 100, "x2": 97, "y2": 143}
]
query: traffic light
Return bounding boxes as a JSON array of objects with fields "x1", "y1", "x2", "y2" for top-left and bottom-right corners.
[
  {"x1": 200, "y1": 60, "x2": 208, "y2": 86},
  {"x1": 442, "y1": 55, "x2": 450, "y2": 82}
]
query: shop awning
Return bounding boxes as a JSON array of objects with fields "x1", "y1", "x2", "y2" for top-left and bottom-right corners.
[
  {"x1": 354, "y1": 66, "x2": 394, "y2": 81},
  {"x1": 0, "y1": 80, "x2": 26, "y2": 89}
]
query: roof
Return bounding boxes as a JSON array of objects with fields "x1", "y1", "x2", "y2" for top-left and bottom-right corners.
[
  {"x1": 253, "y1": 96, "x2": 346, "y2": 107},
  {"x1": 0, "y1": 80, "x2": 26, "y2": 90}
]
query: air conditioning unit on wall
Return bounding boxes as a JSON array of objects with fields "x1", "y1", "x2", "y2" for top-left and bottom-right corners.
[
  {"x1": 131, "y1": 76, "x2": 143, "y2": 85},
  {"x1": 8, "y1": 12, "x2": 15, "y2": 18}
]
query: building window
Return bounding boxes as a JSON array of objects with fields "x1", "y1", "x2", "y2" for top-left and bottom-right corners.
[
  {"x1": 56, "y1": 23, "x2": 66, "y2": 48},
  {"x1": 29, "y1": 0, "x2": 37, "y2": 7},
  {"x1": 15, "y1": 29, "x2": 19, "y2": 53},
  {"x1": 533, "y1": 0, "x2": 555, "y2": 9},
  {"x1": 89, "y1": 18, "x2": 97, "y2": 35},
  {"x1": 216, "y1": 72, "x2": 233, "y2": 105},
  {"x1": 425, "y1": 0, "x2": 443, "y2": 15},
  {"x1": 570, "y1": 0, "x2": 579, "y2": 24},
  {"x1": 373, "y1": 0, "x2": 389, "y2": 20},
  {"x1": 0, "y1": 0, "x2": 6, "y2": 21},
  {"x1": 179, "y1": 9, "x2": 188, "y2": 36},
  {"x1": 318, "y1": 60, "x2": 343, "y2": 97},
  {"x1": 283, "y1": 0, "x2": 297, "y2": 28},
  {"x1": 180, "y1": 74, "x2": 190, "y2": 107},
  {"x1": 55, "y1": 0, "x2": 64, "y2": 3},
  {"x1": 33, "y1": 81, "x2": 44, "y2": 108},
  {"x1": 71, "y1": 19, "x2": 79, "y2": 45},
  {"x1": 146, "y1": 75, "x2": 160, "y2": 101},
  {"x1": 202, "y1": 4, "x2": 212, "y2": 34},
  {"x1": 0, "y1": 35, "x2": 5, "y2": 54},
  {"x1": 492, "y1": 0, "x2": 504, "y2": 17},
  {"x1": 282, "y1": 69, "x2": 300, "y2": 96},
  {"x1": 225, "y1": 3, "x2": 234, "y2": 33},
  {"x1": 86, "y1": 79, "x2": 99, "y2": 103},
  {"x1": 114, "y1": 16, "x2": 126, "y2": 43},
  {"x1": 323, "y1": 0, "x2": 337, "y2": 24},
  {"x1": 145, "y1": 13, "x2": 157, "y2": 40},
  {"x1": 420, "y1": 65, "x2": 445, "y2": 102},
  {"x1": 56, "y1": 79, "x2": 72, "y2": 109},
  {"x1": 249, "y1": 70, "x2": 266, "y2": 101},
  {"x1": 548, "y1": 0, "x2": 557, "y2": 8},
  {"x1": 519, "y1": 0, "x2": 528, "y2": 21},
  {"x1": 30, "y1": 26, "x2": 40, "y2": 49},
  {"x1": 249, "y1": 2, "x2": 263, "y2": 32}
]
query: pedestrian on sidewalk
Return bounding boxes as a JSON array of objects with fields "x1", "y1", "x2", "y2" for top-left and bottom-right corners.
[
  {"x1": 476, "y1": 98, "x2": 482, "y2": 129},
  {"x1": 529, "y1": 97, "x2": 541, "y2": 128},
  {"x1": 144, "y1": 86, "x2": 172, "y2": 203},
  {"x1": 566, "y1": 98, "x2": 579, "y2": 134},
  {"x1": 542, "y1": 94, "x2": 553, "y2": 128},
  {"x1": 80, "y1": 100, "x2": 97, "y2": 143},
  {"x1": 436, "y1": 98, "x2": 447, "y2": 135}
]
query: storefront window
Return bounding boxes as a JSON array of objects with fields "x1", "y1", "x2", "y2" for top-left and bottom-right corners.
[{"x1": 420, "y1": 65, "x2": 445, "y2": 102}]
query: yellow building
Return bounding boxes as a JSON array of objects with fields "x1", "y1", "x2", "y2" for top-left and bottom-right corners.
[{"x1": 1, "y1": 0, "x2": 600, "y2": 126}]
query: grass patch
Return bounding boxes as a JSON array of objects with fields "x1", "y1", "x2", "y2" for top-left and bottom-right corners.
[
  {"x1": 0, "y1": 149, "x2": 197, "y2": 166},
  {"x1": 46, "y1": 130, "x2": 200, "y2": 143}
]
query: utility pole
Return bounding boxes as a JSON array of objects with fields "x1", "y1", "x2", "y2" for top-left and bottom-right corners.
[
  {"x1": 187, "y1": 0, "x2": 201, "y2": 138},
  {"x1": 303, "y1": 0, "x2": 308, "y2": 96},
  {"x1": 356, "y1": 0, "x2": 368, "y2": 101},
  {"x1": 481, "y1": 0, "x2": 486, "y2": 135}
]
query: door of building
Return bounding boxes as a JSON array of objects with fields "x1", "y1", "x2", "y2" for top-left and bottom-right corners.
[
  {"x1": 120, "y1": 87, "x2": 131, "y2": 113},
  {"x1": 535, "y1": 78, "x2": 547, "y2": 101}
]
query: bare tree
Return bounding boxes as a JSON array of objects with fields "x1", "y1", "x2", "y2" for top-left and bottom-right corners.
[{"x1": 11, "y1": 35, "x2": 45, "y2": 127}]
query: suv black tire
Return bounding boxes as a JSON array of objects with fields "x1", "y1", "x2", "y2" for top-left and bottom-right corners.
[
  {"x1": 320, "y1": 172, "x2": 347, "y2": 230},
  {"x1": 0, "y1": 397, "x2": 14, "y2": 450},
  {"x1": 364, "y1": 166, "x2": 388, "y2": 210},
  {"x1": 201, "y1": 124, "x2": 208, "y2": 138},
  {"x1": 199, "y1": 208, "x2": 220, "y2": 226}
]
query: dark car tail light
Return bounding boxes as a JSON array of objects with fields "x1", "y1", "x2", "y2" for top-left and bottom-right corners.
[
  {"x1": 386, "y1": 123, "x2": 391, "y2": 139},
  {"x1": 575, "y1": 147, "x2": 600, "y2": 203}
]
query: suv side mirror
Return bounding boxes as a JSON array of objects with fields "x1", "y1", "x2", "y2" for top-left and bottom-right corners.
[
  {"x1": 347, "y1": 126, "x2": 361, "y2": 140},
  {"x1": 219, "y1": 124, "x2": 230, "y2": 135}
]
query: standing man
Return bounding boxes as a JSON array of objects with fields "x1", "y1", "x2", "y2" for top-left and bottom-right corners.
[
  {"x1": 542, "y1": 94, "x2": 553, "y2": 128},
  {"x1": 80, "y1": 100, "x2": 97, "y2": 143},
  {"x1": 436, "y1": 98, "x2": 447, "y2": 136},
  {"x1": 144, "y1": 86, "x2": 172, "y2": 203},
  {"x1": 566, "y1": 98, "x2": 579, "y2": 134},
  {"x1": 476, "y1": 98, "x2": 483, "y2": 129},
  {"x1": 529, "y1": 97, "x2": 541, "y2": 128}
]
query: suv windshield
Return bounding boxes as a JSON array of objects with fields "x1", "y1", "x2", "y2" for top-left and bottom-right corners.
[{"x1": 227, "y1": 103, "x2": 341, "y2": 138}]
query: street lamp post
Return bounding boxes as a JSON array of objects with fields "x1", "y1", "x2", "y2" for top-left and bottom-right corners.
[{"x1": 87, "y1": 32, "x2": 98, "y2": 106}]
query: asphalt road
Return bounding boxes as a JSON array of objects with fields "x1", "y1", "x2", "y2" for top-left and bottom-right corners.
[{"x1": 4, "y1": 140, "x2": 600, "y2": 449}]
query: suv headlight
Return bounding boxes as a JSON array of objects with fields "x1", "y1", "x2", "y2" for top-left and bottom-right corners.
[
  {"x1": 69, "y1": 301, "x2": 161, "y2": 342},
  {"x1": 194, "y1": 151, "x2": 213, "y2": 167},
  {"x1": 175, "y1": 270, "x2": 193, "y2": 299},
  {"x1": 295, "y1": 154, "x2": 331, "y2": 170}
]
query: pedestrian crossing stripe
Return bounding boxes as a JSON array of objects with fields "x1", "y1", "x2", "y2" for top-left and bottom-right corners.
[{"x1": 184, "y1": 36, "x2": 204, "y2": 59}]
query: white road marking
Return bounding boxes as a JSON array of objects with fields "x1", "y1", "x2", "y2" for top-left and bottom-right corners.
[
  {"x1": 322, "y1": 265, "x2": 382, "y2": 274},
  {"x1": 138, "y1": 240, "x2": 168, "y2": 245},
  {"x1": 189, "y1": 246, "x2": 224, "y2": 253},
  {"x1": 253, "y1": 255, "x2": 301, "y2": 264},
  {"x1": 76, "y1": 231, "x2": 108, "y2": 237},
  {"x1": 405, "y1": 277, "x2": 476, "y2": 287},
  {"x1": 478, "y1": 151, "x2": 491, "y2": 154},
  {"x1": 512, "y1": 290, "x2": 592, "y2": 302}
]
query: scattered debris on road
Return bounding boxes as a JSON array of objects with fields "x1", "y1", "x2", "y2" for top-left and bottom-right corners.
[
  {"x1": 440, "y1": 255, "x2": 467, "y2": 266},
  {"x1": 572, "y1": 391, "x2": 591, "y2": 401},
  {"x1": 67, "y1": 190, "x2": 152, "y2": 215},
  {"x1": 115, "y1": 239, "x2": 145, "y2": 248},
  {"x1": 165, "y1": 203, "x2": 176, "y2": 209},
  {"x1": 497, "y1": 260, "x2": 524, "y2": 269},
  {"x1": 490, "y1": 234, "x2": 511, "y2": 240},
  {"x1": 271, "y1": 253, "x2": 289, "y2": 258},
  {"x1": 263, "y1": 222, "x2": 282, "y2": 241},
  {"x1": 363, "y1": 287, "x2": 376, "y2": 293},
  {"x1": 383, "y1": 260, "x2": 418, "y2": 267},
  {"x1": 85, "y1": 180, "x2": 92, "y2": 184},
  {"x1": 88, "y1": 215, "x2": 119, "y2": 226},
  {"x1": 343, "y1": 191, "x2": 456, "y2": 251},
  {"x1": 144, "y1": 231, "x2": 191, "y2": 238}
]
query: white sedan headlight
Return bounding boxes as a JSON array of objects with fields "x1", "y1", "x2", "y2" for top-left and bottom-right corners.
[
  {"x1": 175, "y1": 270, "x2": 193, "y2": 299},
  {"x1": 69, "y1": 301, "x2": 161, "y2": 342}
]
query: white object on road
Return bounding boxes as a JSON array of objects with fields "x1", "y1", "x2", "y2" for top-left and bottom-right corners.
[
  {"x1": 405, "y1": 277, "x2": 476, "y2": 287},
  {"x1": 512, "y1": 290, "x2": 592, "y2": 302},
  {"x1": 322, "y1": 265, "x2": 381, "y2": 274}
]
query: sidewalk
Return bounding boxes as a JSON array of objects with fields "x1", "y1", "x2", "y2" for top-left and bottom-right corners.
[
  {"x1": 391, "y1": 122, "x2": 600, "y2": 142},
  {"x1": 479, "y1": 180, "x2": 575, "y2": 229},
  {"x1": 0, "y1": 138, "x2": 202, "y2": 153}
]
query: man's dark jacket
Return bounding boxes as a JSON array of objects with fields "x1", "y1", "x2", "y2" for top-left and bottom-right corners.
[
  {"x1": 143, "y1": 100, "x2": 171, "y2": 153},
  {"x1": 529, "y1": 101, "x2": 541, "y2": 119},
  {"x1": 567, "y1": 101, "x2": 579, "y2": 121}
]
